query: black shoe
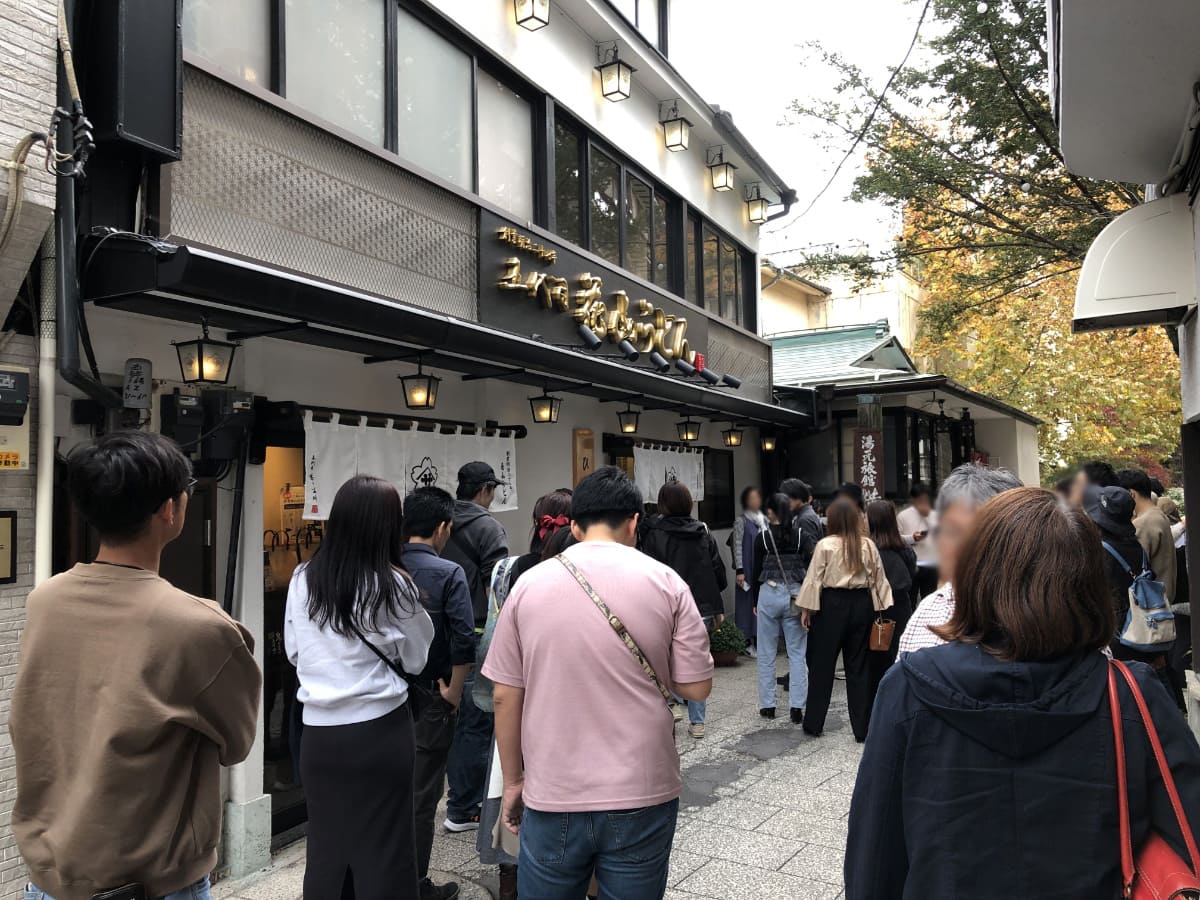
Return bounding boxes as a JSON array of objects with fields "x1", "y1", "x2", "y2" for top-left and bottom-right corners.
[
  {"x1": 420, "y1": 878, "x2": 460, "y2": 900},
  {"x1": 790, "y1": 707, "x2": 804, "y2": 725},
  {"x1": 759, "y1": 707, "x2": 776, "y2": 719},
  {"x1": 803, "y1": 725, "x2": 822, "y2": 738}
]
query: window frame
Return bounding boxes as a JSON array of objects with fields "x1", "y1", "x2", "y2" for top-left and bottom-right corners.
[{"x1": 605, "y1": 0, "x2": 671, "y2": 55}]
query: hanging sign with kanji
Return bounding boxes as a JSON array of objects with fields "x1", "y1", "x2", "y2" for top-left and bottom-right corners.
[{"x1": 856, "y1": 430, "x2": 884, "y2": 503}]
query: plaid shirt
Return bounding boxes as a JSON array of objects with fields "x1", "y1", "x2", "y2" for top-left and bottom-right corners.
[{"x1": 898, "y1": 584, "x2": 955, "y2": 654}]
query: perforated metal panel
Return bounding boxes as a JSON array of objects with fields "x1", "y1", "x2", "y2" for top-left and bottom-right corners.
[
  {"x1": 168, "y1": 69, "x2": 477, "y2": 320},
  {"x1": 706, "y1": 322, "x2": 772, "y2": 403}
]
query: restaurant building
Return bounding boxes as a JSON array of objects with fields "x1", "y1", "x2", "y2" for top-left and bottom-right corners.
[{"x1": 0, "y1": 0, "x2": 812, "y2": 881}]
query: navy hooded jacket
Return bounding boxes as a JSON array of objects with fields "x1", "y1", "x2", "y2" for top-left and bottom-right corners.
[{"x1": 845, "y1": 642, "x2": 1200, "y2": 899}]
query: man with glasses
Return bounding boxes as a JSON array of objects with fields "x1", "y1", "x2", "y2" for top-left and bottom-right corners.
[
  {"x1": 442, "y1": 461, "x2": 511, "y2": 833},
  {"x1": 12, "y1": 431, "x2": 261, "y2": 900}
]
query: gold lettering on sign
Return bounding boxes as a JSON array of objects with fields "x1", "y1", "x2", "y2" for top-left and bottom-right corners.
[
  {"x1": 497, "y1": 259, "x2": 696, "y2": 365},
  {"x1": 497, "y1": 227, "x2": 557, "y2": 265}
]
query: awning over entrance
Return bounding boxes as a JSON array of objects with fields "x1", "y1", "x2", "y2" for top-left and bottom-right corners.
[{"x1": 82, "y1": 235, "x2": 813, "y2": 428}]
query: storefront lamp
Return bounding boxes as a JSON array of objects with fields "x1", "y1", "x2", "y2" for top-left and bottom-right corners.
[
  {"x1": 660, "y1": 101, "x2": 692, "y2": 152},
  {"x1": 677, "y1": 418, "x2": 701, "y2": 442},
  {"x1": 400, "y1": 358, "x2": 441, "y2": 410},
  {"x1": 761, "y1": 435, "x2": 777, "y2": 452},
  {"x1": 722, "y1": 424, "x2": 744, "y2": 447},
  {"x1": 173, "y1": 320, "x2": 237, "y2": 385},
  {"x1": 707, "y1": 147, "x2": 737, "y2": 192},
  {"x1": 529, "y1": 387, "x2": 563, "y2": 424},
  {"x1": 617, "y1": 403, "x2": 640, "y2": 435},
  {"x1": 514, "y1": 0, "x2": 550, "y2": 30},
  {"x1": 935, "y1": 400, "x2": 952, "y2": 434},
  {"x1": 746, "y1": 183, "x2": 770, "y2": 225},
  {"x1": 961, "y1": 407, "x2": 976, "y2": 458},
  {"x1": 596, "y1": 44, "x2": 635, "y2": 103}
]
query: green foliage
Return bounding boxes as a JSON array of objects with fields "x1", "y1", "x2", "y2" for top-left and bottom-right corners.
[{"x1": 709, "y1": 618, "x2": 747, "y2": 654}]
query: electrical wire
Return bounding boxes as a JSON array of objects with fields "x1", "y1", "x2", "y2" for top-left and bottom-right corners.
[
  {"x1": 776, "y1": 0, "x2": 933, "y2": 227},
  {"x1": 176, "y1": 414, "x2": 242, "y2": 451},
  {"x1": 0, "y1": 132, "x2": 49, "y2": 257}
]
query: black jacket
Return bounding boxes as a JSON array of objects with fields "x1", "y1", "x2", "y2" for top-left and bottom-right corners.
[
  {"x1": 442, "y1": 501, "x2": 509, "y2": 627},
  {"x1": 878, "y1": 545, "x2": 918, "y2": 617},
  {"x1": 400, "y1": 543, "x2": 476, "y2": 684},
  {"x1": 792, "y1": 504, "x2": 825, "y2": 569},
  {"x1": 845, "y1": 642, "x2": 1200, "y2": 899},
  {"x1": 641, "y1": 515, "x2": 728, "y2": 618},
  {"x1": 1099, "y1": 530, "x2": 1145, "y2": 633}
]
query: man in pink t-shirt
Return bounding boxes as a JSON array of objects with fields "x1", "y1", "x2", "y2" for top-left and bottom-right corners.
[{"x1": 482, "y1": 467, "x2": 713, "y2": 899}]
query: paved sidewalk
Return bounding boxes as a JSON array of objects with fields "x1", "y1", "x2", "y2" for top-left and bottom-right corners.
[{"x1": 215, "y1": 653, "x2": 857, "y2": 899}]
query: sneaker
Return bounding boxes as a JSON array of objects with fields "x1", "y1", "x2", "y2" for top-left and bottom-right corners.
[
  {"x1": 746, "y1": 644, "x2": 757, "y2": 658},
  {"x1": 759, "y1": 707, "x2": 776, "y2": 719},
  {"x1": 420, "y1": 878, "x2": 460, "y2": 900},
  {"x1": 442, "y1": 812, "x2": 480, "y2": 833},
  {"x1": 671, "y1": 703, "x2": 684, "y2": 723},
  {"x1": 689, "y1": 723, "x2": 705, "y2": 739}
]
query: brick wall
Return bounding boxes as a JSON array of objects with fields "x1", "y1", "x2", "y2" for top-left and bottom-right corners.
[{"x1": 0, "y1": 332, "x2": 36, "y2": 894}]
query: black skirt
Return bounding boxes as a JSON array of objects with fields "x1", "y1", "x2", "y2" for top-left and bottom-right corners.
[{"x1": 300, "y1": 702, "x2": 418, "y2": 900}]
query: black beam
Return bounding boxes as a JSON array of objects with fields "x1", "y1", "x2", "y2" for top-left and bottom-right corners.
[
  {"x1": 363, "y1": 350, "x2": 427, "y2": 365},
  {"x1": 461, "y1": 366, "x2": 526, "y2": 382},
  {"x1": 227, "y1": 321, "x2": 307, "y2": 341}
]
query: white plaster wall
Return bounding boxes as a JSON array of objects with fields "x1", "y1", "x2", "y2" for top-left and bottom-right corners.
[
  {"x1": 1179, "y1": 199, "x2": 1200, "y2": 425},
  {"x1": 973, "y1": 418, "x2": 1041, "y2": 486},
  {"x1": 428, "y1": 0, "x2": 763, "y2": 248},
  {"x1": 758, "y1": 285, "x2": 820, "y2": 337}
]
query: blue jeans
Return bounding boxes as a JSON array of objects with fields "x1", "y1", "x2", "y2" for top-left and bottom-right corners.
[
  {"x1": 756, "y1": 581, "x2": 809, "y2": 710},
  {"x1": 672, "y1": 694, "x2": 706, "y2": 725},
  {"x1": 446, "y1": 644, "x2": 494, "y2": 819},
  {"x1": 26, "y1": 876, "x2": 211, "y2": 900},
  {"x1": 518, "y1": 799, "x2": 679, "y2": 900}
]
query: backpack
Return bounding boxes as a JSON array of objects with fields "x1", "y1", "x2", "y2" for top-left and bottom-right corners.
[{"x1": 1102, "y1": 541, "x2": 1176, "y2": 651}]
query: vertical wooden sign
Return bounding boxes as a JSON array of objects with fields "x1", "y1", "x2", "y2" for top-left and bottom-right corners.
[
  {"x1": 856, "y1": 430, "x2": 884, "y2": 503},
  {"x1": 572, "y1": 429, "x2": 595, "y2": 487}
]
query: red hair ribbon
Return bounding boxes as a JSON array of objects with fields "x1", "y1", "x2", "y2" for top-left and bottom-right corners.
[{"x1": 538, "y1": 514, "x2": 570, "y2": 540}]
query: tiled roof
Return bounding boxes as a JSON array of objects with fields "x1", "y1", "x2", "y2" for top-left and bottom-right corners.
[{"x1": 770, "y1": 322, "x2": 918, "y2": 386}]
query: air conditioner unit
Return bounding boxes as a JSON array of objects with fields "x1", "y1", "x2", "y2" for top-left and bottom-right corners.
[{"x1": 1073, "y1": 193, "x2": 1197, "y2": 333}]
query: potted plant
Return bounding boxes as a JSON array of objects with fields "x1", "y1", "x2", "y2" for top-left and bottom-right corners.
[{"x1": 709, "y1": 619, "x2": 747, "y2": 667}]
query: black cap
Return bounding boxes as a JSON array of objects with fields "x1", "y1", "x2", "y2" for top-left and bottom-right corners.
[
  {"x1": 458, "y1": 461, "x2": 509, "y2": 486},
  {"x1": 1084, "y1": 484, "x2": 1136, "y2": 542}
]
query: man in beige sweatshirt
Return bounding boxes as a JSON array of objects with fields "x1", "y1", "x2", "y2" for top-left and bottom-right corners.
[{"x1": 11, "y1": 431, "x2": 261, "y2": 900}]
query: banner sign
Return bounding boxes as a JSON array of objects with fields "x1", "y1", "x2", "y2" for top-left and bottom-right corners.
[
  {"x1": 478, "y1": 210, "x2": 709, "y2": 374},
  {"x1": 303, "y1": 413, "x2": 519, "y2": 519},
  {"x1": 633, "y1": 444, "x2": 706, "y2": 504},
  {"x1": 855, "y1": 429, "x2": 884, "y2": 504}
]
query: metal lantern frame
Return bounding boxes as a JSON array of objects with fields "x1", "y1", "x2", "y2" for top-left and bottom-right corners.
[
  {"x1": 934, "y1": 399, "x2": 952, "y2": 435},
  {"x1": 660, "y1": 101, "x2": 692, "y2": 152},
  {"x1": 514, "y1": 0, "x2": 550, "y2": 30},
  {"x1": 677, "y1": 417, "x2": 701, "y2": 442},
  {"x1": 745, "y1": 183, "x2": 770, "y2": 225},
  {"x1": 529, "y1": 387, "x2": 564, "y2": 424},
  {"x1": 707, "y1": 146, "x2": 737, "y2": 192},
  {"x1": 173, "y1": 320, "x2": 238, "y2": 385},
  {"x1": 760, "y1": 434, "x2": 777, "y2": 452},
  {"x1": 722, "y1": 424, "x2": 744, "y2": 447},
  {"x1": 400, "y1": 358, "x2": 441, "y2": 410},
  {"x1": 961, "y1": 407, "x2": 976, "y2": 459},
  {"x1": 596, "y1": 44, "x2": 636, "y2": 102},
  {"x1": 617, "y1": 403, "x2": 640, "y2": 434}
]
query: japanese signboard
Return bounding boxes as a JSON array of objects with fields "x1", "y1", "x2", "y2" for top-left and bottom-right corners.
[
  {"x1": 0, "y1": 511, "x2": 14, "y2": 585},
  {"x1": 0, "y1": 365, "x2": 30, "y2": 470},
  {"x1": 855, "y1": 430, "x2": 884, "y2": 503}
]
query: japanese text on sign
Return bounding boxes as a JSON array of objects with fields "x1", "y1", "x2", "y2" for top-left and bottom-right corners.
[{"x1": 855, "y1": 430, "x2": 883, "y2": 503}]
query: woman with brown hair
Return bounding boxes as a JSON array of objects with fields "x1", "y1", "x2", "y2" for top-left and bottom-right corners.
[
  {"x1": 845, "y1": 488, "x2": 1200, "y2": 899},
  {"x1": 797, "y1": 499, "x2": 893, "y2": 741},
  {"x1": 866, "y1": 499, "x2": 918, "y2": 703}
]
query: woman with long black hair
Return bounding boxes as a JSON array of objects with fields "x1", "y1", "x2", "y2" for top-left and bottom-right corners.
[
  {"x1": 797, "y1": 499, "x2": 893, "y2": 742},
  {"x1": 866, "y1": 500, "x2": 917, "y2": 705},
  {"x1": 285, "y1": 475, "x2": 434, "y2": 899}
]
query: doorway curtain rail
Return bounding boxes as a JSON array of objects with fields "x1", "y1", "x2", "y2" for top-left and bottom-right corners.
[{"x1": 300, "y1": 403, "x2": 528, "y2": 440}]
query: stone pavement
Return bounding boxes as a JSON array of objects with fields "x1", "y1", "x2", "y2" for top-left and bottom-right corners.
[{"x1": 214, "y1": 652, "x2": 857, "y2": 899}]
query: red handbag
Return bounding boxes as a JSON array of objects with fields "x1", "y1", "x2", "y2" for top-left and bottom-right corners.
[{"x1": 1109, "y1": 660, "x2": 1200, "y2": 899}]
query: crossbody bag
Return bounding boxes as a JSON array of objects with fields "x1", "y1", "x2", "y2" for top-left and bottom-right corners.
[
  {"x1": 556, "y1": 553, "x2": 674, "y2": 708},
  {"x1": 348, "y1": 621, "x2": 434, "y2": 717}
]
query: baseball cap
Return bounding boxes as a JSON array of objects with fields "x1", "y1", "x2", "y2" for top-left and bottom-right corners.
[{"x1": 458, "y1": 461, "x2": 509, "y2": 486}]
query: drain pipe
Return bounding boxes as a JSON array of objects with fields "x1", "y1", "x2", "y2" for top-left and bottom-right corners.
[{"x1": 34, "y1": 229, "x2": 57, "y2": 585}]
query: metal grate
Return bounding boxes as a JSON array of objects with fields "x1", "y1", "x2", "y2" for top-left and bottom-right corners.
[
  {"x1": 168, "y1": 70, "x2": 477, "y2": 320},
  {"x1": 705, "y1": 323, "x2": 772, "y2": 403}
]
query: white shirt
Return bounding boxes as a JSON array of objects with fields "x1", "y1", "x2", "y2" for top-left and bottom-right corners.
[
  {"x1": 285, "y1": 565, "x2": 434, "y2": 726},
  {"x1": 898, "y1": 584, "x2": 955, "y2": 654},
  {"x1": 897, "y1": 505, "x2": 939, "y2": 567}
]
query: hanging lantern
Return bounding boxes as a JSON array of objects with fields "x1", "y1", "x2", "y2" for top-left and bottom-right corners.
[
  {"x1": 529, "y1": 388, "x2": 563, "y2": 424},
  {"x1": 400, "y1": 358, "x2": 441, "y2": 410},
  {"x1": 961, "y1": 407, "x2": 976, "y2": 458},
  {"x1": 596, "y1": 44, "x2": 635, "y2": 102},
  {"x1": 676, "y1": 418, "x2": 701, "y2": 442},
  {"x1": 617, "y1": 403, "x2": 640, "y2": 435},
  {"x1": 722, "y1": 424, "x2": 744, "y2": 447},
  {"x1": 760, "y1": 434, "x2": 777, "y2": 452},
  {"x1": 173, "y1": 320, "x2": 238, "y2": 385},
  {"x1": 660, "y1": 101, "x2": 691, "y2": 152},
  {"x1": 514, "y1": 0, "x2": 550, "y2": 30},
  {"x1": 745, "y1": 183, "x2": 770, "y2": 224},
  {"x1": 707, "y1": 147, "x2": 737, "y2": 192},
  {"x1": 935, "y1": 400, "x2": 952, "y2": 434}
]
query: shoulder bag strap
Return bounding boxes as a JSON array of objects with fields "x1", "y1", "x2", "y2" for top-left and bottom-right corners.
[
  {"x1": 348, "y1": 620, "x2": 414, "y2": 682},
  {"x1": 764, "y1": 527, "x2": 795, "y2": 597},
  {"x1": 1108, "y1": 663, "x2": 1136, "y2": 895},
  {"x1": 556, "y1": 554, "x2": 674, "y2": 705},
  {"x1": 1112, "y1": 660, "x2": 1200, "y2": 875},
  {"x1": 1102, "y1": 541, "x2": 1136, "y2": 577}
]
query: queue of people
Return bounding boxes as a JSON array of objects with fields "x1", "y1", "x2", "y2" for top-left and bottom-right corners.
[{"x1": 12, "y1": 428, "x2": 1200, "y2": 900}]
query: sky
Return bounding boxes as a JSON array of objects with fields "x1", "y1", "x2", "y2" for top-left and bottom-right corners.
[{"x1": 670, "y1": 0, "x2": 932, "y2": 266}]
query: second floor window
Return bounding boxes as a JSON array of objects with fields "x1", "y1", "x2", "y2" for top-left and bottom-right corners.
[
  {"x1": 688, "y1": 218, "x2": 750, "y2": 328},
  {"x1": 611, "y1": 0, "x2": 665, "y2": 52}
]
